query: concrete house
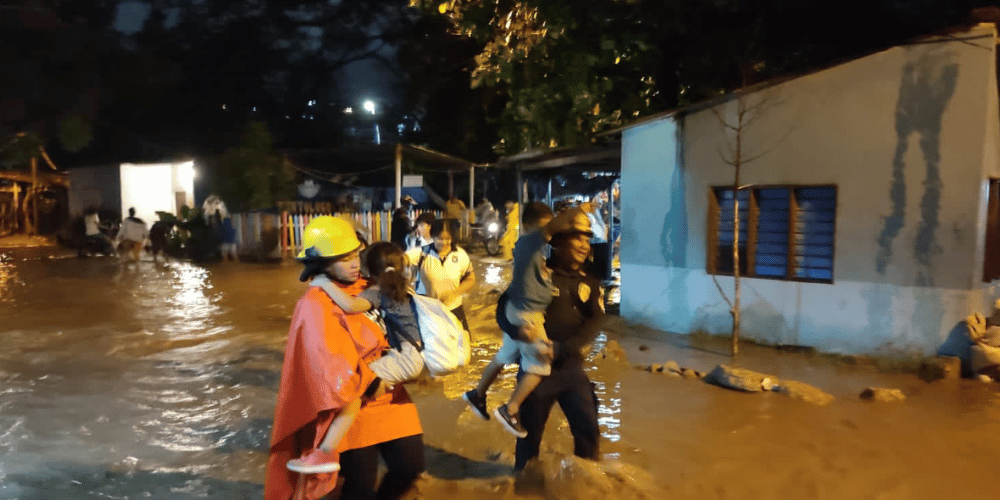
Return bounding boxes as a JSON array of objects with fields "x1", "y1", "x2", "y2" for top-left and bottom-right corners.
[
  {"x1": 616, "y1": 23, "x2": 1000, "y2": 356},
  {"x1": 68, "y1": 160, "x2": 197, "y2": 224}
]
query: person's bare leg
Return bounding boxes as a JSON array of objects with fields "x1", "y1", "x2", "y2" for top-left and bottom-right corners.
[
  {"x1": 319, "y1": 398, "x2": 361, "y2": 451},
  {"x1": 505, "y1": 373, "x2": 543, "y2": 415},
  {"x1": 474, "y1": 358, "x2": 506, "y2": 397}
]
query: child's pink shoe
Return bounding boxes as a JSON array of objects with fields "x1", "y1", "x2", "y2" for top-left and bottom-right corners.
[{"x1": 286, "y1": 448, "x2": 341, "y2": 474}]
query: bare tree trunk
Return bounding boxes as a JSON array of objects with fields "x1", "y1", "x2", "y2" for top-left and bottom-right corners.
[{"x1": 712, "y1": 86, "x2": 777, "y2": 359}]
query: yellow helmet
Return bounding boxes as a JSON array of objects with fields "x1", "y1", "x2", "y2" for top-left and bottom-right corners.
[{"x1": 296, "y1": 216, "x2": 362, "y2": 260}]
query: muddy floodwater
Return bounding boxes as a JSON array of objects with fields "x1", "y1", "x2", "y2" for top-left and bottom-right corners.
[{"x1": 2, "y1": 246, "x2": 1000, "y2": 500}]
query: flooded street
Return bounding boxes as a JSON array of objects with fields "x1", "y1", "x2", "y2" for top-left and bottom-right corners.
[{"x1": 3, "y1": 246, "x2": 1000, "y2": 499}]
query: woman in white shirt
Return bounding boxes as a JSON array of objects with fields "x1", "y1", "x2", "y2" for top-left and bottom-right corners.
[
  {"x1": 404, "y1": 212, "x2": 435, "y2": 251},
  {"x1": 406, "y1": 219, "x2": 476, "y2": 332}
]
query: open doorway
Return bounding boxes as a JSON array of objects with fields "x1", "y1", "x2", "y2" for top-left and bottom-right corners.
[{"x1": 984, "y1": 178, "x2": 1000, "y2": 282}]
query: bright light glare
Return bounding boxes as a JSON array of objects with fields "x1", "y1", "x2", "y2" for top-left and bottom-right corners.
[
  {"x1": 363, "y1": 100, "x2": 376, "y2": 114},
  {"x1": 183, "y1": 161, "x2": 196, "y2": 181},
  {"x1": 487, "y1": 222, "x2": 499, "y2": 233},
  {"x1": 484, "y1": 264, "x2": 503, "y2": 286},
  {"x1": 121, "y1": 163, "x2": 173, "y2": 225},
  {"x1": 344, "y1": 107, "x2": 353, "y2": 114}
]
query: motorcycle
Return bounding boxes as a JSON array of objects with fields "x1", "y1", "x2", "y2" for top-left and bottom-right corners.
[
  {"x1": 77, "y1": 220, "x2": 120, "y2": 258},
  {"x1": 469, "y1": 215, "x2": 503, "y2": 256}
]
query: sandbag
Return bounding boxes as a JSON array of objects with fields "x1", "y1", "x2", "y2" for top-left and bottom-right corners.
[
  {"x1": 411, "y1": 293, "x2": 472, "y2": 376},
  {"x1": 969, "y1": 342, "x2": 1000, "y2": 373}
]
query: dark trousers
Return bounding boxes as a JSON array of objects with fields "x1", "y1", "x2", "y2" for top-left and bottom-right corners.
[
  {"x1": 338, "y1": 434, "x2": 425, "y2": 500},
  {"x1": 514, "y1": 364, "x2": 600, "y2": 470}
]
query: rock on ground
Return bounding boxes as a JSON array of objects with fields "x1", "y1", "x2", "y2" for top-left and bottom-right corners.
[
  {"x1": 704, "y1": 364, "x2": 775, "y2": 392},
  {"x1": 860, "y1": 387, "x2": 906, "y2": 402},
  {"x1": 599, "y1": 340, "x2": 629, "y2": 363},
  {"x1": 774, "y1": 380, "x2": 835, "y2": 406},
  {"x1": 532, "y1": 453, "x2": 664, "y2": 500},
  {"x1": 918, "y1": 356, "x2": 961, "y2": 382},
  {"x1": 969, "y1": 343, "x2": 1000, "y2": 374}
]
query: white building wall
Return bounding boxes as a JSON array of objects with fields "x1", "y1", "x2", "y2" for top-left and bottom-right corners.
[{"x1": 622, "y1": 24, "x2": 999, "y2": 356}]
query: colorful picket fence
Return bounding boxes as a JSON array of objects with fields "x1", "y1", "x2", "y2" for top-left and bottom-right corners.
[{"x1": 232, "y1": 209, "x2": 442, "y2": 258}]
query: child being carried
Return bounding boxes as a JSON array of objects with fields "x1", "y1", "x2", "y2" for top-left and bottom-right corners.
[{"x1": 287, "y1": 242, "x2": 425, "y2": 474}]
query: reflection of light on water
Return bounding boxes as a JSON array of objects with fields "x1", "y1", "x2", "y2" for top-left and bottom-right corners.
[
  {"x1": 484, "y1": 264, "x2": 503, "y2": 286},
  {"x1": 172, "y1": 265, "x2": 212, "y2": 307},
  {"x1": 0, "y1": 254, "x2": 21, "y2": 303},
  {"x1": 585, "y1": 332, "x2": 621, "y2": 442},
  {"x1": 593, "y1": 380, "x2": 622, "y2": 442},
  {"x1": 166, "y1": 264, "x2": 219, "y2": 328}
]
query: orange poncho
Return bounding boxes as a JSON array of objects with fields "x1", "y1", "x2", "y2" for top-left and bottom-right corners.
[{"x1": 265, "y1": 280, "x2": 423, "y2": 500}]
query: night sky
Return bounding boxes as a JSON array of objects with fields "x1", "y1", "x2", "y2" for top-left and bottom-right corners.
[{"x1": 112, "y1": 0, "x2": 397, "y2": 109}]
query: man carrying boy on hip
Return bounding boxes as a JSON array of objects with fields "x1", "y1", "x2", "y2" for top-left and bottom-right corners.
[{"x1": 464, "y1": 202, "x2": 589, "y2": 437}]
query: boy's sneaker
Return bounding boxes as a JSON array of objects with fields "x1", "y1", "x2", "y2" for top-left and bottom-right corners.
[
  {"x1": 286, "y1": 449, "x2": 341, "y2": 474},
  {"x1": 493, "y1": 404, "x2": 528, "y2": 438},
  {"x1": 463, "y1": 389, "x2": 490, "y2": 421}
]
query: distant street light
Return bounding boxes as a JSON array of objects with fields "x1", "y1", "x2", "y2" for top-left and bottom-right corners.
[{"x1": 362, "y1": 99, "x2": 380, "y2": 144}]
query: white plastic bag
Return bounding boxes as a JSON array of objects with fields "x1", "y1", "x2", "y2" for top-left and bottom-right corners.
[{"x1": 411, "y1": 293, "x2": 472, "y2": 376}]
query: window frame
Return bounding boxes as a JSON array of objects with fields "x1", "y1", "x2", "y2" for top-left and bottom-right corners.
[{"x1": 707, "y1": 183, "x2": 837, "y2": 284}]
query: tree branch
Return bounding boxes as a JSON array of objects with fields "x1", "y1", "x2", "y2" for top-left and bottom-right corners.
[
  {"x1": 319, "y1": 41, "x2": 388, "y2": 70},
  {"x1": 711, "y1": 107, "x2": 739, "y2": 131},
  {"x1": 711, "y1": 274, "x2": 734, "y2": 309}
]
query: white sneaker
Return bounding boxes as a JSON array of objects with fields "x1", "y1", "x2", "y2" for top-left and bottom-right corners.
[{"x1": 286, "y1": 449, "x2": 341, "y2": 474}]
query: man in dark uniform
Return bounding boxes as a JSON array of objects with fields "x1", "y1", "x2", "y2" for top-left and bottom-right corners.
[{"x1": 497, "y1": 208, "x2": 607, "y2": 471}]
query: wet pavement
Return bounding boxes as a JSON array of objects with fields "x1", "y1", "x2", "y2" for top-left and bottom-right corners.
[{"x1": 2, "y1": 245, "x2": 1000, "y2": 499}]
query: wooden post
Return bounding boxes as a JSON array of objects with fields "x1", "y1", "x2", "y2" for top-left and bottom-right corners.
[
  {"x1": 394, "y1": 143, "x2": 402, "y2": 209},
  {"x1": 468, "y1": 166, "x2": 475, "y2": 211},
  {"x1": 30, "y1": 156, "x2": 38, "y2": 235},
  {"x1": 11, "y1": 183, "x2": 20, "y2": 232}
]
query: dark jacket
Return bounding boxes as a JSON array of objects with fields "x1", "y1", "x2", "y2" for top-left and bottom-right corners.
[
  {"x1": 497, "y1": 262, "x2": 605, "y2": 368},
  {"x1": 390, "y1": 214, "x2": 410, "y2": 250}
]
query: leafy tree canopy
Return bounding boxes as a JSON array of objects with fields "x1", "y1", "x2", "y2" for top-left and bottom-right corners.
[
  {"x1": 214, "y1": 122, "x2": 296, "y2": 211},
  {"x1": 413, "y1": 0, "x2": 991, "y2": 156}
]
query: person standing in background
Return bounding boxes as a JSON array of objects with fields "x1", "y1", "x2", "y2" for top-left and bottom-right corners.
[
  {"x1": 118, "y1": 207, "x2": 148, "y2": 262},
  {"x1": 390, "y1": 207, "x2": 411, "y2": 251},
  {"x1": 445, "y1": 196, "x2": 467, "y2": 241},
  {"x1": 218, "y1": 212, "x2": 239, "y2": 262},
  {"x1": 405, "y1": 213, "x2": 435, "y2": 251}
]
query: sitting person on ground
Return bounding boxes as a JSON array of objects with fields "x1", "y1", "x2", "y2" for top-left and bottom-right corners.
[{"x1": 465, "y1": 202, "x2": 585, "y2": 438}]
